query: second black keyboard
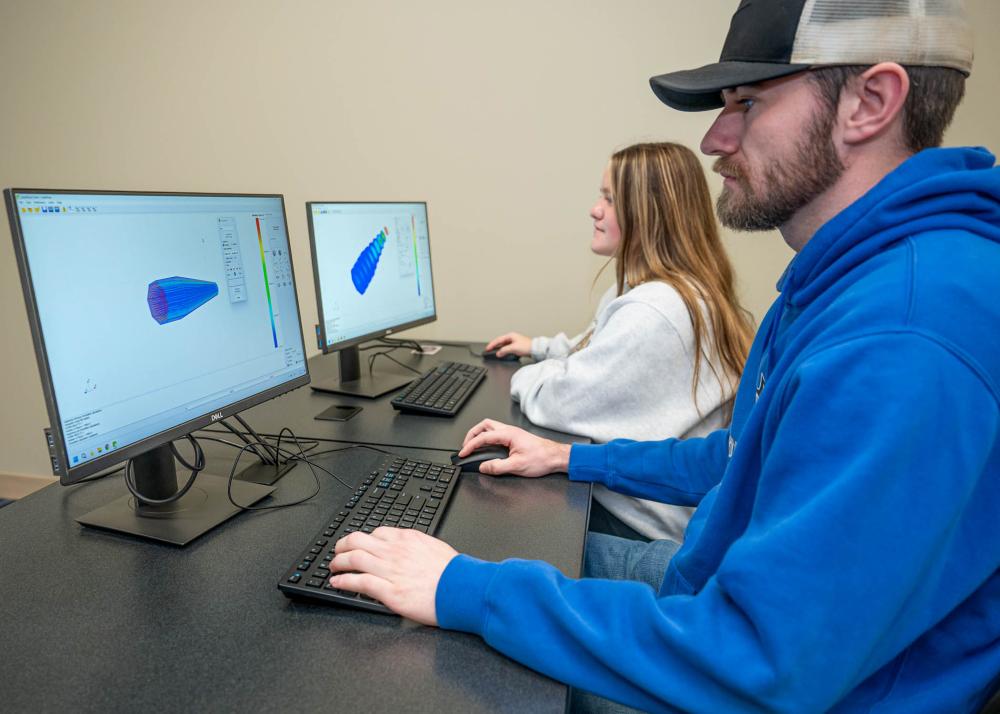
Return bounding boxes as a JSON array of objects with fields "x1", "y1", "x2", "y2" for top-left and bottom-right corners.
[{"x1": 391, "y1": 360, "x2": 486, "y2": 416}]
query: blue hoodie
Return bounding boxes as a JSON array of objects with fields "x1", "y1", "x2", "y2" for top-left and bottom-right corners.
[{"x1": 436, "y1": 147, "x2": 1000, "y2": 712}]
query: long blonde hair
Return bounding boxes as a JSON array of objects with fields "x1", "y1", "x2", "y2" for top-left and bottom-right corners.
[{"x1": 599, "y1": 142, "x2": 754, "y2": 407}]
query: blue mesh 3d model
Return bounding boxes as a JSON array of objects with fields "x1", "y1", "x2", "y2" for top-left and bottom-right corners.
[
  {"x1": 147, "y1": 276, "x2": 219, "y2": 325},
  {"x1": 350, "y1": 227, "x2": 388, "y2": 295}
]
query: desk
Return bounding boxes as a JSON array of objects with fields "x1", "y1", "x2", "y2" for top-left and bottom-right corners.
[
  {"x1": 0, "y1": 344, "x2": 591, "y2": 712},
  {"x1": 236, "y1": 343, "x2": 577, "y2": 451}
]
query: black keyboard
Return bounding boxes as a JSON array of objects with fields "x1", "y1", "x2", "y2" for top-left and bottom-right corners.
[
  {"x1": 278, "y1": 454, "x2": 461, "y2": 614},
  {"x1": 391, "y1": 360, "x2": 486, "y2": 416}
]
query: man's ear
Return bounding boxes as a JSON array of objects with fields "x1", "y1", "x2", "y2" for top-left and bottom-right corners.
[{"x1": 840, "y1": 62, "x2": 909, "y2": 146}]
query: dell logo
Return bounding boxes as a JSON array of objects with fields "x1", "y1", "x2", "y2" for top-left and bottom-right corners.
[{"x1": 211, "y1": 412, "x2": 224, "y2": 421}]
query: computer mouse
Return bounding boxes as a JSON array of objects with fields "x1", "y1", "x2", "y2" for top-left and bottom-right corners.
[
  {"x1": 450, "y1": 445, "x2": 510, "y2": 472},
  {"x1": 483, "y1": 349, "x2": 520, "y2": 362}
]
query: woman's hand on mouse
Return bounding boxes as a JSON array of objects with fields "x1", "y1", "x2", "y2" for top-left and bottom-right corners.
[
  {"x1": 461, "y1": 419, "x2": 572, "y2": 477},
  {"x1": 484, "y1": 332, "x2": 531, "y2": 358}
]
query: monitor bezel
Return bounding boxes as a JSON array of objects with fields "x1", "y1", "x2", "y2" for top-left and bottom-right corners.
[
  {"x1": 4, "y1": 188, "x2": 312, "y2": 486},
  {"x1": 306, "y1": 201, "x2": 438, "y2": 354}
]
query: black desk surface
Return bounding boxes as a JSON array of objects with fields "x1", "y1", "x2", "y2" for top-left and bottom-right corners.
[
  {"x1": 1, "y1": 343, "x2": 593, "y2": 712},
  {"x1": 0, "y1": 445, "x2": 590, "y2": 712},
  {"x1": 237, "y1": 343, "x2": 577, "y2": 451}
]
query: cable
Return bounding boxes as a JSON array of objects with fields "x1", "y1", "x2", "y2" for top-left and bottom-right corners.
[
  {"x1": 368, "y1": 349, "x2": 423, "y2": 376},
  {"x1": 224, "y1": 434, "x2": 403, "y2": 511},
  {"x1": 197, "y1": 434, "x2": 310, "y2": 461},
  {"x1": 196, "y1": 425, "x2": 457, "y2": 514},
  {"x1": 226, "y1": 428, "x2": 322, "y2": 511},
  {"x1": 219, "y1": 419, "x2": 275, "y2": 465},
  {"x1": 197, "y1": 429, "x2": 321, "y2": 458},
  {"x1": 232, "y1": 414, "x2": 281, "y2": 464},
  {"x1": 377, "y1": 336, "x2": 424, "y2": 353},
  {"x1": 203, "y1": 427, "x2": 362, "y2": 492},
  {"x1": 198, "y1": 425, "x2": 442, "y2": 456},
  {"x1": 366, "y1": 348, "x2": 393, "y2": 373},
  {"x1": 310, "y1": 443, "x2": 395, "y2": 459},
  {"x1": 123, "y1": 434, "x2": 204, "y2": 506}
]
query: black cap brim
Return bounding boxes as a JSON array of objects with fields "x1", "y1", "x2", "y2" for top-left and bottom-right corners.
[{"x1": 650, "y1": 61, "x2": 811, "y2": 112}]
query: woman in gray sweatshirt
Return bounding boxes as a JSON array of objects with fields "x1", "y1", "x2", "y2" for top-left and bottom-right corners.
[{"x1": 486, "y1": 142, "x2": 754, "y2": 542}]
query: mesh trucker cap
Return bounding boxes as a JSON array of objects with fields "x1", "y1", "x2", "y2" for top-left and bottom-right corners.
[{"x1": 650, "y1": 0, "x2": 973, "y2": 112}]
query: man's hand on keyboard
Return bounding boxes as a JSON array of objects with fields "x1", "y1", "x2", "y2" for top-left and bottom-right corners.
[
  {"x1": 329, "y1": 528, "x2": 458, "y2": 626},
  {"x1": 461, "y1": 419, "x2": 572, "y2": 477}
]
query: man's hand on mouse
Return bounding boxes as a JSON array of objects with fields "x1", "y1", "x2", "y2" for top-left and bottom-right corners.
[
  {"x1": 328, "y1": 528, "x2": 458, "y2": 626},
  {"x1": 484, "y1": 332, "x2": 531, "y2": 358},
  {"x1": 460, "y1": 419, "x2": 572, "y2": 477}
]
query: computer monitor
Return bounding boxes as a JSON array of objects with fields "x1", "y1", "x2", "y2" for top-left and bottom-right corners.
[
  {"x1": 4, "y1": 189, "x2": 310, "y2": 545},
  {"x1": 307, "y1": 201, "x2": 436, "y2": 398}
]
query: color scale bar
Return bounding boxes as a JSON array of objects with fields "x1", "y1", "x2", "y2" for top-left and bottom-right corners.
[
  {"x1": 412, "y1": 215, "x2": 420, "y2": 297},
  {"x1": 255, "y1": 217, "x2": 278, "y2": 348}
]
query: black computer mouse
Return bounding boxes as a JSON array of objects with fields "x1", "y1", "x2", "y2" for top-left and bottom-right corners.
[
  {"x1": 450, "y1": 445, "x2": 510, "y2": 472},
  {"x1": 483, "y1": 349, "x2": 520, "y2": 362}
]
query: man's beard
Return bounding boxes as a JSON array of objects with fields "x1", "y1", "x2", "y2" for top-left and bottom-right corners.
[{"x1": 714, "y1": 109, "x2": 845, "y2": 231}]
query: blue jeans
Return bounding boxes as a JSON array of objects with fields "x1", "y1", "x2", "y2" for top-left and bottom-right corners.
[
  {"x1": 571, "y1": 533, "x2": 681, "y2": 713},
  {"x1": 583, "y1": 532, "x2": 680, "y2": 589}
]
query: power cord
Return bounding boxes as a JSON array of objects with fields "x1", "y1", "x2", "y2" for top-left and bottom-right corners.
[
  {"x1": 225, "y1": 427, "x2": 322, "y2": 511},
  {"x1": 358, "y1": 336, "x2": 428, "y2": 376},
  {"x1": 84, "y1": 422, "x2": 403, "y2": 515},
  {"x1": 368, "y1": 349, "x2": 423, "y2": 376},
  {"x1": 123, "y1": 434, "x2": 204, "y2": 505},
  {"x1": 204, "y1": 425, "x2": 400, "y2": 511},
  {"x1": 376, "y1": 336, "x2": 424, "y2": 353},
  {"x1": 219, "y1": 418, "x2": 276, "y2": 465}
]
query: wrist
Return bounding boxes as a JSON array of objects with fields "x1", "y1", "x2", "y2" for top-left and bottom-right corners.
[{"x1": 548, "y1": 442, "x2": 572, "y2": 474}]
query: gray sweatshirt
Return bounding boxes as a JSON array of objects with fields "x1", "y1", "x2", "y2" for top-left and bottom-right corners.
[{"x1": 511, "y1": 282, "x2": 731, "y2": 542}]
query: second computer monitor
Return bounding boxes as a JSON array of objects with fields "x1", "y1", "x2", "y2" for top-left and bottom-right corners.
[{"x1": 307, "y1": 202, "x2": 436, "y2": 397}]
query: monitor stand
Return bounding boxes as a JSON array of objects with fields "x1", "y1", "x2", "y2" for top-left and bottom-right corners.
[
  {"x1": 76, "y1": 443, "x2": 274, "y2": 546},
  {"x1": 309, "y1": 345, "x2": 415, "y2": 399}
]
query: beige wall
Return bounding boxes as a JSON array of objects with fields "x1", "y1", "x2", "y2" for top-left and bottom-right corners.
[{"x1": 1, "y1": 0, "x2": 998, "y2": 479}]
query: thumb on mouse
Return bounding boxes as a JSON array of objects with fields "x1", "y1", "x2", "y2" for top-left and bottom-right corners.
[{"x1": 479, "y1": 458, "x2": 508, "y2": 476}]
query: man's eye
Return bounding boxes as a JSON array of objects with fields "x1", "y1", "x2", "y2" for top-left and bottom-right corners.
[{"x1": 738, "y1": 97, "x2": 756, "y2": 111}]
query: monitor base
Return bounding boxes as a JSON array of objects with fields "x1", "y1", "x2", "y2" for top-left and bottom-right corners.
[{"x1": 76, "y1": 474, "x2": 273, "y2": 546}]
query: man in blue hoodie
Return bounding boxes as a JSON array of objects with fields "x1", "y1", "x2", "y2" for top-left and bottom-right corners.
[{"x1": 328, "y1": 1, "x2": 1000, "y2": 711}]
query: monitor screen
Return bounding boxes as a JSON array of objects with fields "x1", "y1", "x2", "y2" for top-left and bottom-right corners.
[
  {"x1": 308, "y1": 202, "x2": 436, "y2": 350},
  {"x1": 7, "y1": 190, "x2": 309, "y2": 482}
]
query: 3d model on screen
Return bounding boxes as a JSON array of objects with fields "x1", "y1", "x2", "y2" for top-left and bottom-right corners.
[
  {"x1": 147, "y1": 276, "x2": 219, "y2": 325},
  {"x1": 350, "y1": 227, "x2": 389, "y2": 295}
]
